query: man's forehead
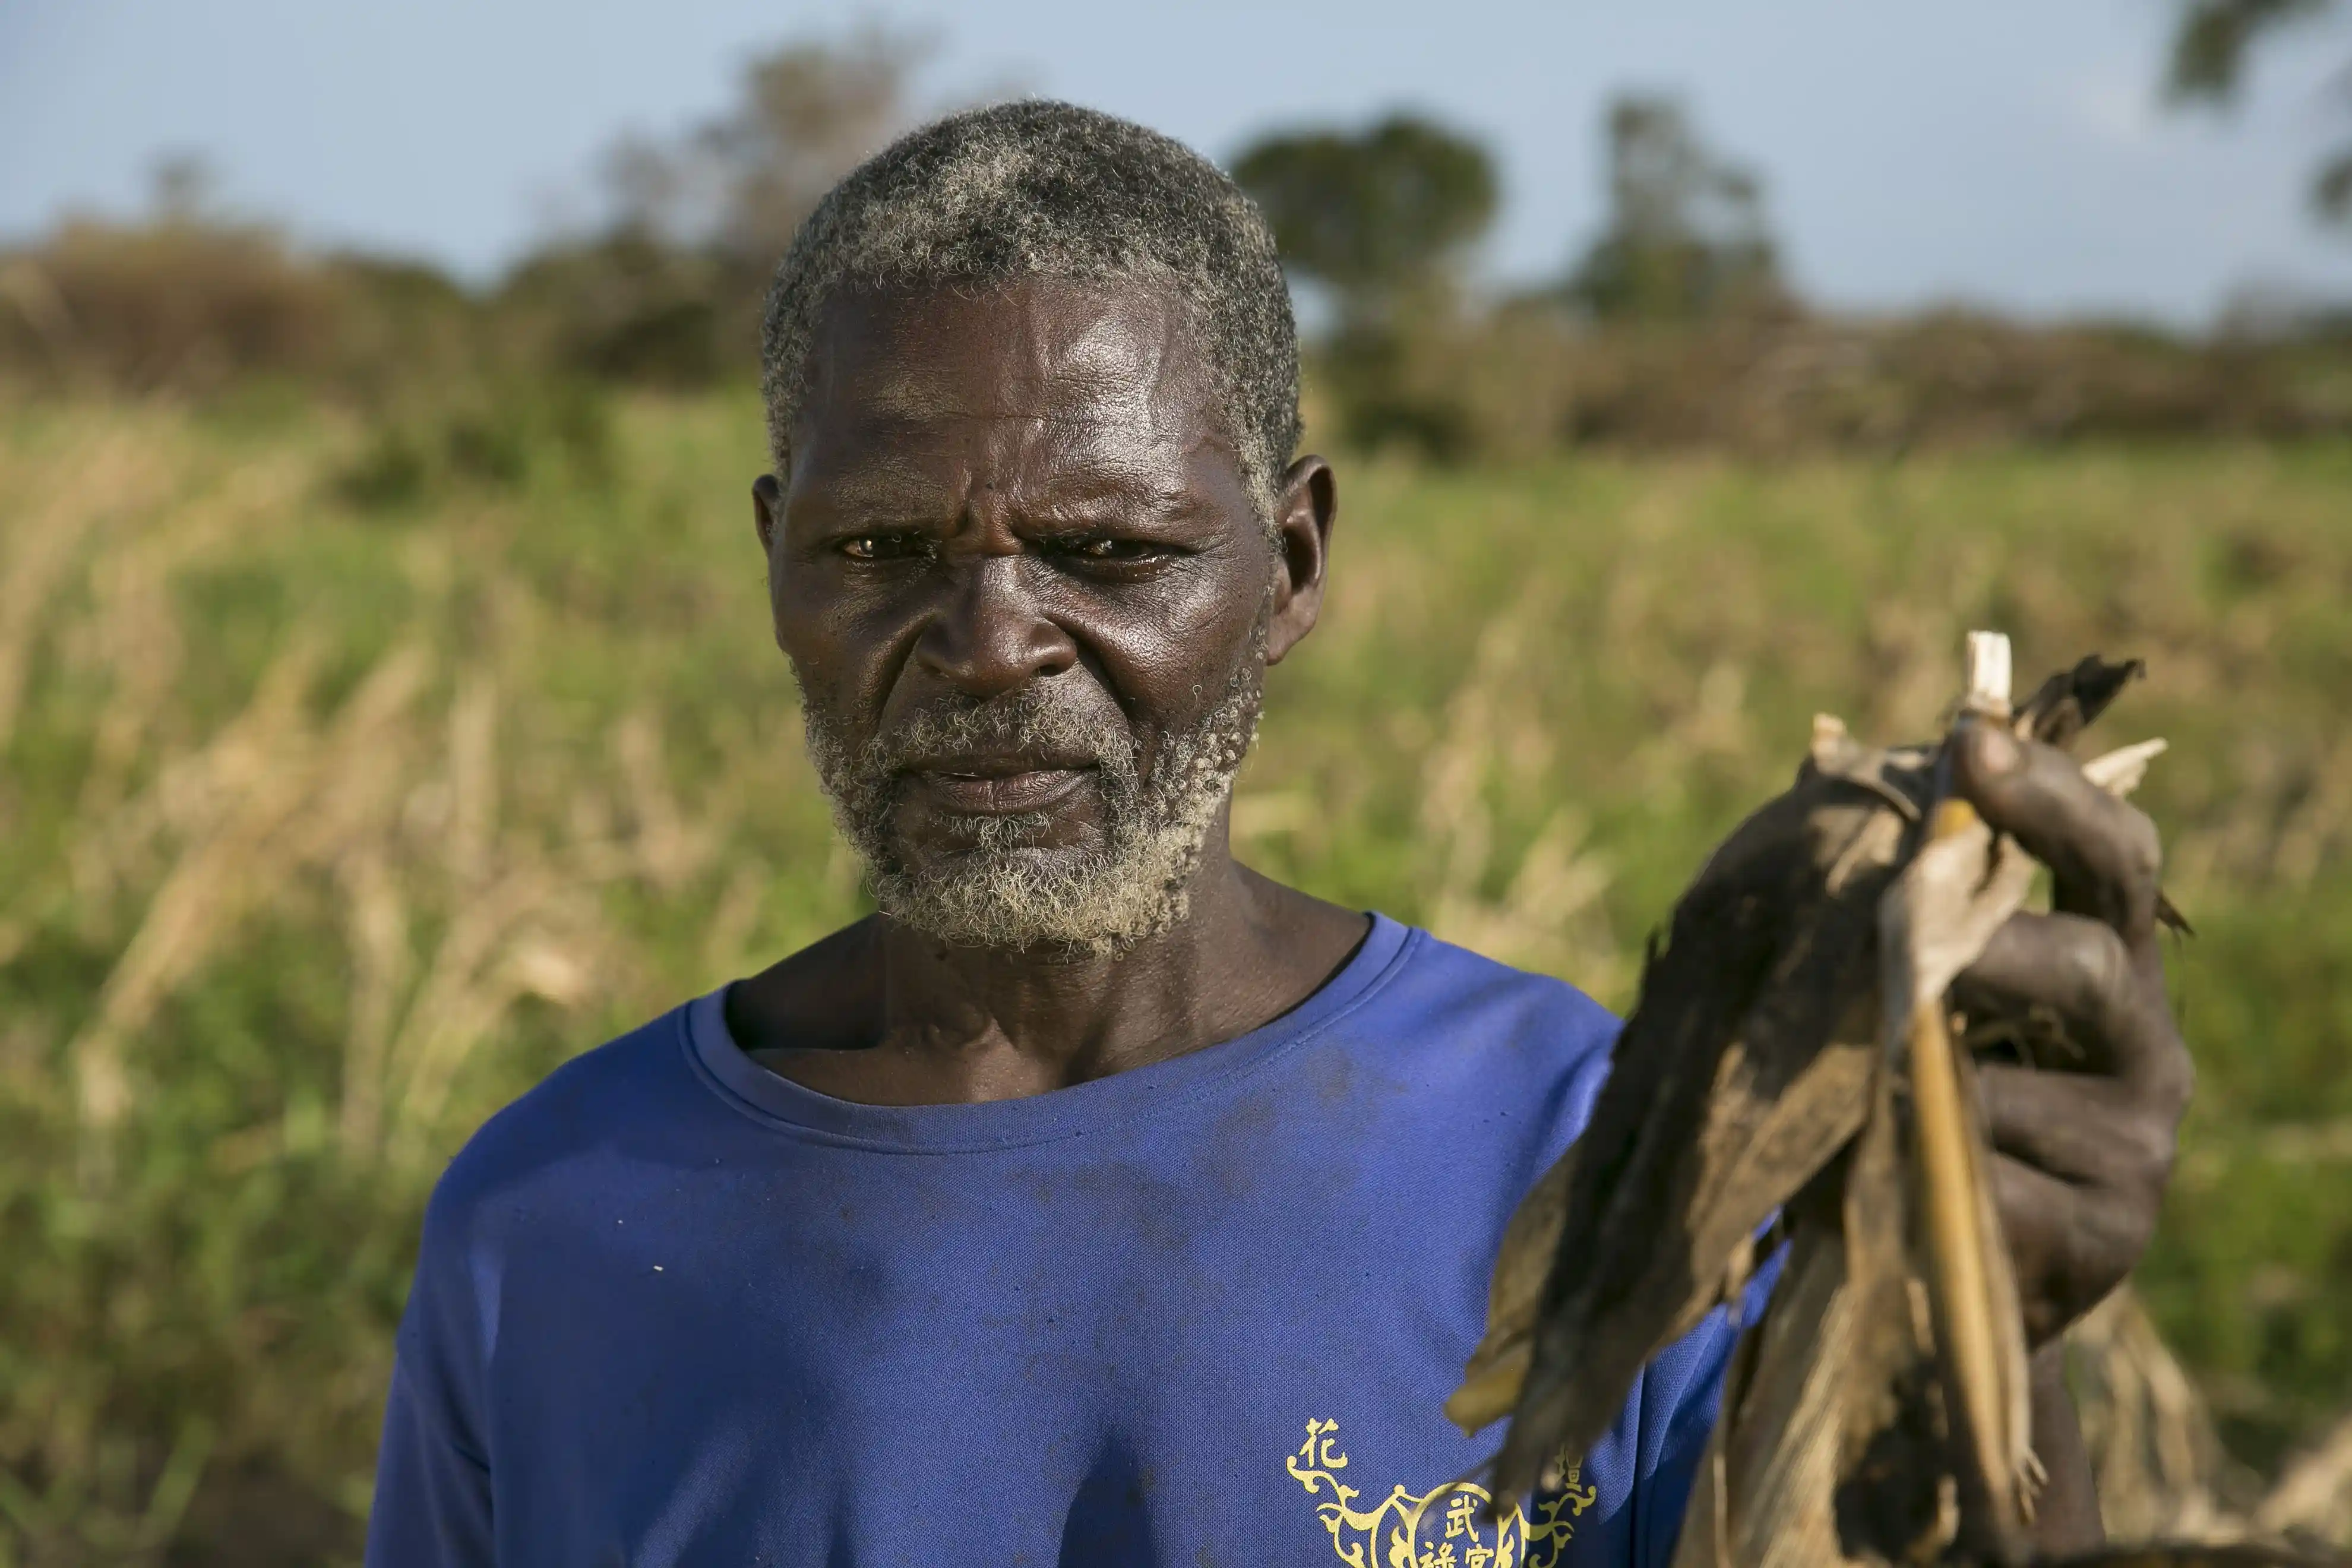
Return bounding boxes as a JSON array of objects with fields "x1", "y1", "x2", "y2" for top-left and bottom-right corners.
[{"x1": 800, "y1": 276, "x2": 1216, "y2": 434}]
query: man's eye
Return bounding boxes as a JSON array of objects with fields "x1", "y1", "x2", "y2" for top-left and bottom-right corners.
[
  {"x1": 1056, "y1": 535, "x2": 1161, "y2": 562},
  {"x1": 839, "y1": 533, "x2": 927, "y2": 562}
]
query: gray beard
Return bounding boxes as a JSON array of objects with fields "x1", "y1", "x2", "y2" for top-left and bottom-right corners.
[{"x1": 801, "y1": 643, "x2": 1264, "y2": 957}]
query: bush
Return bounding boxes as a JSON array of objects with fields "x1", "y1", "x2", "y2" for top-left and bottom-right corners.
[
  {"x1": 330, "y1": 381, "x2": 615, "y2": 511},
  {"x1": 0, "y1": 220, "x2": 342, "y2": 394},
  {"x1": 0, "y1": 222, "x2": 504, "y2": 404},
  {"x1": 1303, "y1": 307, "x2": 2352, "y2": 461}
]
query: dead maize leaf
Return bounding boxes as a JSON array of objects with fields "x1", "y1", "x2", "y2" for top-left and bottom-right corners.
[
  {"x1": 1451, "y1": 640, "x2": 2268, "y2": 1567},
  {"x1": 1463, "y1": 726, "x2": 1937, "y2": 1501}
]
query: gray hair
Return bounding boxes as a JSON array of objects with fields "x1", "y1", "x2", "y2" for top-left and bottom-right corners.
[{"x1": 758, "y1": 100, "x2": 1301, "y2": 521}]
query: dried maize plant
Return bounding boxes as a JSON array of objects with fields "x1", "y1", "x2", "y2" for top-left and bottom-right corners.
[{"x1": 1447, "y1": 634, "x2": 2322, "y2": 1567}]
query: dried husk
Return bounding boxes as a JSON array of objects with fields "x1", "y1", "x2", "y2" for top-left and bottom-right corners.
[
  {"x1": 1456, "y1": 729, "x2": 1937, "y2": 1500},
  {"x1": 1447, "y1": 647, "x2": 2289, "y2": 1566}
]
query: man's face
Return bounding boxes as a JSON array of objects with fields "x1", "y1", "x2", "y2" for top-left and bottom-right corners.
[{"x1": 758, "y1": 277, "x2": 1284, "y2": 953}]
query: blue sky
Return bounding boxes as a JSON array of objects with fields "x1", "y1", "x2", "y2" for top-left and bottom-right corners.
[{"x1": 2, "y1": 0, "x2": 2346, "y2": 325}]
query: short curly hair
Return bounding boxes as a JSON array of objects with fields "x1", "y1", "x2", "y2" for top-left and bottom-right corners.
[{"x1": 759, "y1": 100, "x2": 1300, "y2": 522}]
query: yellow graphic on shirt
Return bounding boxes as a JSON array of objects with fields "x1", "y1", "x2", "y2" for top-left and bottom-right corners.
[{"x1": 1286, "y1": 1418, "x2": 1597, "y2": 1567}]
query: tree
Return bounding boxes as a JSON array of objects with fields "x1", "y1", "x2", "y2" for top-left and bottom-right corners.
[
  {"x1": 501, "y1": 25, "x2": 925, "y2": 383},
  {"x1": 1231, "y1": 114, "x2": 1499, "y2": 458},
  {"x1": 147, "y1": 151, "x2": 219, "y2": 226},
  {"x1": 2166, "y1": 0, "x2": 2352, "y2": 223},
  {"x1": 1564, "y1": 95, "x2": 1784, "y2": 324},
  {"x1": 1232, "y1": 114, "x2": 1498, "y2": 324},
  {"x1": 690, "y1": 26, "x2": 926, "y2": 269}
]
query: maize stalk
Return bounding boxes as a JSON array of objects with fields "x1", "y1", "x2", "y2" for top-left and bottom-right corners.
[{"x1": 1449, "y1": 635, "x2": 2331, "y2": 1564}]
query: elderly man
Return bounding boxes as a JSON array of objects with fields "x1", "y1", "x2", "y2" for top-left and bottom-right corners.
[{"x1": 368, "y1": 102, "x2": 2189, "y2": 1566}]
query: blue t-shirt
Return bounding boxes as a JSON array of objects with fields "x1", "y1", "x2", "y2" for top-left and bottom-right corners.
[{"x1": 368, "y1": 914, "x2": 1750, "y2": 1566}]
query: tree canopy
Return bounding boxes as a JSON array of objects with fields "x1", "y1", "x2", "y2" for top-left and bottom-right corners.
[
  {"x1": 2166, "y1": 0, "x2": 2352, "y2": 223},
  {"x1": 1232, "y1": 114, "x2": 1498, "y2": 317},
  {"x1": 1564, "y1": 94, "x2": 1784, "y2": 324},
  {"x1": 507, "y1": 26, "x2": 925, "y2": 381}
]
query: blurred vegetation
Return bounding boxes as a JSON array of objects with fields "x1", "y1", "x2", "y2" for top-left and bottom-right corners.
[
  {"x1": 1558, "y1": 95, "x2": 1785, "y2": 325},
  {"x1": 0, "y1": 27, "x2": 923, "y2": 403},
  {"x1": 505, "y1": 23, "x2": 922, "y2": 384},
  {"x1": 1, "y1": 393, "x2": 2350, "y2": 1562},
  {"x1": 1234, "y1": 112, "x2": 1501, "y2": 456},
  {"x1": 1233, "y1": 113, "x2": 1499, "y2": 320}
]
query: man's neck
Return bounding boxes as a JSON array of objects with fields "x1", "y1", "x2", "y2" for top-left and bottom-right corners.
[{"x1": 725, "y1": 839, "x2": 1368, "y2": 1107}]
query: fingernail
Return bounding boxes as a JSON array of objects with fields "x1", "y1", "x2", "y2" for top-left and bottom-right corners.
[{"x1": 1970, "y1": 723, "x2": 2022, "y2": 775}]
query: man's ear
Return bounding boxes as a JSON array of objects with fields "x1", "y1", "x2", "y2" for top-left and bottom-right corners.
[
  {"x1": 753, "y1": 473, "x2": 785, "y2": 553},
  {"x1": 1264, "y1": 455, "x2": 1336, "y2": 667}
]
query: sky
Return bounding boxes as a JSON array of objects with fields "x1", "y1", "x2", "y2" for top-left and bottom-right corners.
[{"x1": 2, "y1": 0, "x2": 2347, "y2": 327}]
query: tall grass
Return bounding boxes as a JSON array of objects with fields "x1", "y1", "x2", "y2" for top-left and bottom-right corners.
[{"x1": 3, "y1": 391, "x2": 2348, "y2": 1562}]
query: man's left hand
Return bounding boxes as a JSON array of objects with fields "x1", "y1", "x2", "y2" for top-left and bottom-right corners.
[{"x1": 1948, "y1": 719, "x2": 2194, "y2": 1345}]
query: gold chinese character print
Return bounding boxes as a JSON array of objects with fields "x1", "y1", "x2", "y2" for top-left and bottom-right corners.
[{"x1": 1286, "y1": 1420, "x2": 1597, "y2": 1568}]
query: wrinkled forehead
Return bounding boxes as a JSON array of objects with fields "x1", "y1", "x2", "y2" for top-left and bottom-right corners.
[{"x1": 792, "y1": 276, "x2": 1231, "y2": 465}]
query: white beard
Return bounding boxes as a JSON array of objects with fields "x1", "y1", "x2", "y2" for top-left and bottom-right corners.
[{"x1": 800, "y1": 638, "x2": 1264, "y2": 956}]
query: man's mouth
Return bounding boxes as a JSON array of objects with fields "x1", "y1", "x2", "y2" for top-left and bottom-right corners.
[{"x1": 900, "y1": 754, "x2": 1096, "y2": 816}]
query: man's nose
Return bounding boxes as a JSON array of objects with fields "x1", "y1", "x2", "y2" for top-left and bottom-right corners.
[{"x1": 912, "y1": 555, "x2": 1077, "y2": 698}]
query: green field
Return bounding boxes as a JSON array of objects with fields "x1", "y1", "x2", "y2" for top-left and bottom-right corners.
[{"x1": 4, "y1": 390, "x2": 2349, "y2": 1561}]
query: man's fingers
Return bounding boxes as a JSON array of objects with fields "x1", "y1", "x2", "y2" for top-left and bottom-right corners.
[
  {"x1": 1980, "y1": 1065, "x2": 2174, "y2": 1335},
  {"x1": 1950, "y1": 720, "x2": 2163, "y2": 947},
  {"x1": 1947, "y1": 712, "x2": 2189, "y2": 1352},
  {"x1": 1985, "y1": 1154, "x2": 2076, "y2": 1345},
  {"x1": 1958, "y1": 910, "x2": 2195, "y2": 1108},
  {"x1": 1986, "y1": 1151, "x2": 2144, "y2": 1346},
  {"x1": 1977, "y1": 1062, "x2": 2175, "y2": 1187},
  {"x1": 1953, "y1": 912, "x2": 2146, "y2": 1079}
]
